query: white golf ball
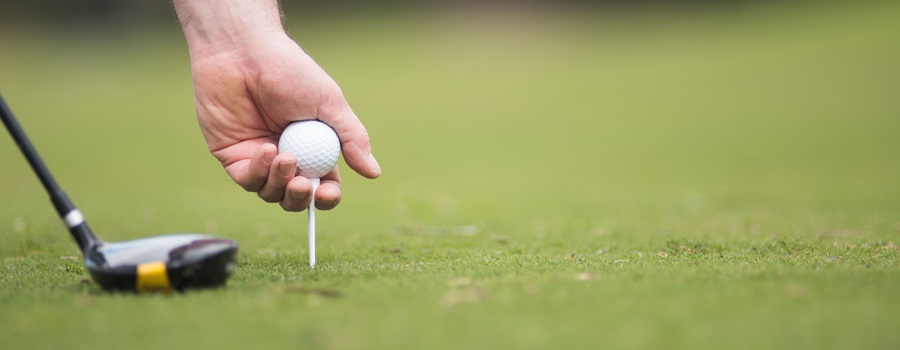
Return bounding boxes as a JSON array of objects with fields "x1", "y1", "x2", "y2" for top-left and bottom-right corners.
[{"x1": 278, "y1": 121, "x2": 341, "y2": 178}]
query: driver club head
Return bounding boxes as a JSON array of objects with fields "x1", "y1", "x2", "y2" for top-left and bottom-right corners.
[
  {"x1": 84, "y1": 234, "x2": 239, "y2": 292},
  {"x1": 1, "y1": 94, "x2": 240, "y2": 293}
]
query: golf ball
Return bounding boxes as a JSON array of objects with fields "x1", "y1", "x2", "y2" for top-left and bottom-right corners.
[{"x1": 278, "y1": 121, "x2": 341, "y2": 178}]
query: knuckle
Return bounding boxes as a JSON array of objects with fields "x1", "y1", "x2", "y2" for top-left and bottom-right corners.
[{"x1": 356, "y1": 124, "x2": 370, "y2": 142}]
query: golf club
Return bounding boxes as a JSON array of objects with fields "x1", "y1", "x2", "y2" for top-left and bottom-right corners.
[{"x1": 0, "y1": 93, "x2": 239, "y2": 292}]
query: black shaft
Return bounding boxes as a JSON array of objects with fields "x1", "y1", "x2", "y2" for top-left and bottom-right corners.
[{"x1": 0, "y1": 93, "x2": 97, "y2": 251}]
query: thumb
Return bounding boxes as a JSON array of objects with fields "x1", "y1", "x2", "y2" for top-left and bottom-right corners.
[{"x1": 318, "y1": 104, "x2": 381, "y2": 179}]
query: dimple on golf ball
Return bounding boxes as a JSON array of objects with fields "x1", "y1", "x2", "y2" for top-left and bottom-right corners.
[{"x1": 278, "y1": 121, "x2": 341, "y2": 178}]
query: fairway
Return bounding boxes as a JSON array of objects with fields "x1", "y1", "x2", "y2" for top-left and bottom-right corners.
[{"x1": 2, "y1": 2, "x2": 900, "y2": 349}]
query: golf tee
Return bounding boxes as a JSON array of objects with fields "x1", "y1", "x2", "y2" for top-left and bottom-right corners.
[{"x1": 308, "y1": 177, "x2": 319, "y2": 268}]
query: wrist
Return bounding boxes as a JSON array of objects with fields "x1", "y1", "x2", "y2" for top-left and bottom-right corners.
[{"x1": 174, "y1": 0, "x2": 286, "y2": 61}]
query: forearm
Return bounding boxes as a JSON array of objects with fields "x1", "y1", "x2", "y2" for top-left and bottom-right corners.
[{"x1": 174, "y1": 0, "x2": 287, "y2": 60}]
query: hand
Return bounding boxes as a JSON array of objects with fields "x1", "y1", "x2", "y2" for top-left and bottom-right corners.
[{"x1": 177, "y1": 7, "x2": 380, "y2": 211}]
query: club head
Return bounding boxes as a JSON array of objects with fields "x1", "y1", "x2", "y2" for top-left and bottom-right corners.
[
  {"x1": 1, "y1": 96, "x2": 240, "y2": 293},
  {"x1": 82, "y1": 234, "x2": 239, "y2": 292}
]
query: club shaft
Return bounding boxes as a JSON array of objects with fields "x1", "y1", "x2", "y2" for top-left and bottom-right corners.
[
  {"x1": 309, "y1": 177, "x2": 319, "y2": 268},
  {"x1": 0, "y1": 93, "x2": 97, "y2": 251}
]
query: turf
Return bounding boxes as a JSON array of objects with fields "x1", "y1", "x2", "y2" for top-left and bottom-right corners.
[{"x1": 1, "y1": 2, "x2": 899, "y2": 349}]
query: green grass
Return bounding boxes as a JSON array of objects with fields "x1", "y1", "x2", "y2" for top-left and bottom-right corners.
[{"x1": 2, "y1": 2, "x2": 900, "y2": 349}]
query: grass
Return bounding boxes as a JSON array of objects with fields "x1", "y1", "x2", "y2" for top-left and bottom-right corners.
[{"x1": 1, "y1": 2, "x2": 899, "y2": 349}]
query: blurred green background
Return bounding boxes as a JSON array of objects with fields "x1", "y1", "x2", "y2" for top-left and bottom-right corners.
[{"x1": 1, "y1": 1, "x2": 899, "y2": 349}]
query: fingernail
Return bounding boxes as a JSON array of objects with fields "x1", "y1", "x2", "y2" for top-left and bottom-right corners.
[
  {"x1": 278, "y1": 160, "x2": 295, "y2": 176},
  {"x1": 263, "y1": 146, "x2": 276, "y2": 164},
  {"x1": 368, "y1": 154, "x2": 381, "y2": 176},
  {"x1": 291, "y1": 188, "x2": 309, "y2": 202}
]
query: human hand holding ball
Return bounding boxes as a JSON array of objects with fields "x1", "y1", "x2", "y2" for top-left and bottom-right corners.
[
  {"x1": 176, "y1": 0, "x2": 380, "y2": 268},
  {"x1": 279, "y1": 121, "x2": 342, "y2": 268}
]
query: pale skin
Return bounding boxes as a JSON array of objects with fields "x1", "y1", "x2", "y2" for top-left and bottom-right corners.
[{"x1": 173, "y1": 0, "x2": 380, "y2": 212}]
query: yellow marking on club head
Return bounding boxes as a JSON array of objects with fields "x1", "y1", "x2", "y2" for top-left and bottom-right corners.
[{"x1": 136, "y1": 262, "x2": 171, "y2": 293}]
